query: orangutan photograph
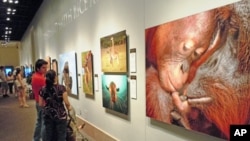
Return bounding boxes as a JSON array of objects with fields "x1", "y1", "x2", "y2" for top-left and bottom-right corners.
[{"x1": 145, "y1": 0, "x2": 250, "y2": 140}]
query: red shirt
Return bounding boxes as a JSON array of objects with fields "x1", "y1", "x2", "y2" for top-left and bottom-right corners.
[{"x1": 31, "y1": 72, "x2": 45, "y2": 103}]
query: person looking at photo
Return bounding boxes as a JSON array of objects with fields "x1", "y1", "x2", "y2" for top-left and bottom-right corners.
[{"x1": 39, "y1": 69, "x2": 71, "y2": 141}]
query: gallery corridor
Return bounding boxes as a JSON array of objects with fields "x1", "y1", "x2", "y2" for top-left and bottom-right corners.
[{"x1": 0, "y1": 93, "x2": 36, "y2": 141}]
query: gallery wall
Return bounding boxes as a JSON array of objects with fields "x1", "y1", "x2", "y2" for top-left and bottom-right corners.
[
  {"x1": 0, "y1": 43, "x2": 20, "y2": 66},
  {"x1": 20, "y1": 0, "x2": 240, "y2": 141}
]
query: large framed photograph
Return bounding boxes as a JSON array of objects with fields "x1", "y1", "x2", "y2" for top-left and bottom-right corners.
[
  {"x1": 52, "y1": 59, "x2": 58, "y2": 75},
  {"x1": 59, "y1": 51, "x2": 78, "y2": 99},
  {"x1": 52, "y1": 59, "x2": 59, "y2": 83},
  {"x1": 45, "y1": 56, "x2": 51, "y2": 71},
  {"x1": 102, "y1": 74, "x2": 128, "y2": 115},
  {"x1": 100, "y1": 30, "x2": 127, "y2": 73},
  {"x1": 81, "y1": 51, "x2": 94, "y2": 95},
  {"x1": 145, "y1": 1, "x2": 250, "y2": 140}
]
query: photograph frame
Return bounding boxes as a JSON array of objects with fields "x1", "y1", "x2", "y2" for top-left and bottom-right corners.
[
  {"x1": 145, "y1": 1, "x2": 250, "y2": 140},
  {"x1": 102, "y1": 74, "x2": 128, "y2": 115},
  {"x1": 59, "y1": 51, "x2": 79, "y2": 99},
  {"x1": 100, "y1": 30, "x2": 128, "y2": 73},
  {"x1": 81, "y1": 50, "x2": 94, "y2": 95},
  {"x1": 45, "y1": 56, "x2": 51, "y2": 71}
]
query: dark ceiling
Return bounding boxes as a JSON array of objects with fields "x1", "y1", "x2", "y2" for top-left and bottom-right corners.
[{"x1": 0, "y1": 0, "x2": 44, "y2": 42}]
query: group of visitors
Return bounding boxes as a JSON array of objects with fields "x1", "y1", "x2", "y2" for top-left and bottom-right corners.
[
  {"x1": 0, "y1": 65, "x2": 30, "y2": 107},
  {"x1": 0, "y1": 66, "x2": 9, "y2": 98},
  {"x1": 1, "y1": 58, "x2": 72, "y2": 141},
  {"x1": 32, "y1": 59, "x2": 72, "y2": 141}
]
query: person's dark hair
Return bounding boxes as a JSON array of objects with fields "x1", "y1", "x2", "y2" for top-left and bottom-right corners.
[
  {"x1": 35, "y1": 59, "x2": 48, "y2": 72},
  {"x1": 14, "y1": 68, "x2": 21, "y2": 80},
  {"x1": 16, "y1": 68, "x2": 21, "y2": 75},
  {"x1": 45, "y1": 70, "x2": 56, "y2": 88}
]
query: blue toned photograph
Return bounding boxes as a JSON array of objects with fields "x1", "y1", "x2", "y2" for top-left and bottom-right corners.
[{"x1": 102, "y1": 74, "x2": 128, "y2": 115}]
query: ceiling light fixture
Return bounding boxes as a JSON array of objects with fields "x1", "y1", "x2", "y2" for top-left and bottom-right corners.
[
  {"x1": 6, "y1": 17, "x2": 10, "y2": 21},
  {"x1": 6, "y1": 8, "x2": 16, "y2": 15},
  {"x1": 2, "y1": 0, "x2": 18, "y2": 4}
]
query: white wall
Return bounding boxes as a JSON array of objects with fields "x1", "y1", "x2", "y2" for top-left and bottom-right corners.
[{"x1": 20, "y1": 0, "x2": 240, "y2": 141}]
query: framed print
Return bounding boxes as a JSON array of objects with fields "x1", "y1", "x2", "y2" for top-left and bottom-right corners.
[
  {"x1": 52, "y1": 59, "x2": 59, "y2": 83},
  {"x1": 24, "y1": 64, "x2": 32, "y2": 78},
  {"x1": 100, "y1": 30, "x2": 127, "y2": 73},
  {"x1": 59, "y1": 51, "x2": 78, "y2": 99},
  {"x1": 20, "y1": 65, "x2": 25, "y2": 78},
  {"x1": 52, "y1": 59, "x2": 58, "y2": 75},
  {"x1": 145, "y1": 1, "x2": 250, "y2": 140},
  {"x1": 81, "y1": 51, "x2": 94, "y2": 95},
  {"x1": 45, "y1": 56, "x2": 51, "y2": 71},
  {"x1": 102, "y1": 74, "x2": 128, "y2": 115}
]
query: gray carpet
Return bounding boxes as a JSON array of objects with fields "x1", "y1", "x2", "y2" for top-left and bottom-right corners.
[{"x1": 0, "y1": 94, "x2": 36, "y2": 141}]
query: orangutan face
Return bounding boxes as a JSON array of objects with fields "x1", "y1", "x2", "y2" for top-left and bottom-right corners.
[{"x1": 147, "y1": 11, "x2": 221, "y2": 92}]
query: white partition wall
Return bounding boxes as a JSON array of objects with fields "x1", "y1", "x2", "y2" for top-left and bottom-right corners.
[{"x1": 20, "y1": 0, "x2": 240, "y2": 141}]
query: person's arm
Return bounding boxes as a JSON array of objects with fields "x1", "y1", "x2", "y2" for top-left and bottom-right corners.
[
  {"x1": 63, "y1": 91, "x2": 71, "y2": 111},
  {"x1": 38, "y1": 95, "x2": 45, "y2": 107}
]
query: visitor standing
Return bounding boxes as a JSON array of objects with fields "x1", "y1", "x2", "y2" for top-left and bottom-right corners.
[{"x1": 32, "y1": 59, "x2": 48, "y2": 141}]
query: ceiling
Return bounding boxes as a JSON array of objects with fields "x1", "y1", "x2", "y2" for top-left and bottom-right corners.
[{"x1": 0, "y1": 0, "x2": 44, "y2": 42}]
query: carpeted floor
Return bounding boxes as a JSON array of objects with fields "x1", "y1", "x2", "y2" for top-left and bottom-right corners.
[{"x1": 0, "y1": 93, "x2": 36, "y2": 141}]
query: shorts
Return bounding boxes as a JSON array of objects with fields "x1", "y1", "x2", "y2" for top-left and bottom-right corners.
[{"x1": 0, "y1": 82, "x2": 8, "y2": 89}]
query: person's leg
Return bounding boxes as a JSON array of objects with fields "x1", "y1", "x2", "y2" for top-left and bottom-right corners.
[
  {"x1": 9, "y1": 83, "x2": 13, "y2": 94},
  {"x1": 44, "y1": 118, "x2": 54, "y2": 141},
  {"x1": 20, "y1": 88, "x2": 29, "y2": 107},
  {"x1": 2, "y1": 82, "x2": 9, "y2": 97},
  {"x1": 41, "y1": 113, "x2": 46, "y2": 141},
  {"x1": 18, "y1": 88, "x2": 25, "y2": 106},
  {"x1": 33, "y1": 103, "x2": 42, "y2": 141},
  {"x1": 56, "y1": 119, "x2": 67, "y2": 141},
  {"x1": 0, "y1": 82, "x2": 2, "y2": 95},
  {"x1": 8, "y1": 83, "x2": 11, "y2": 94}
]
